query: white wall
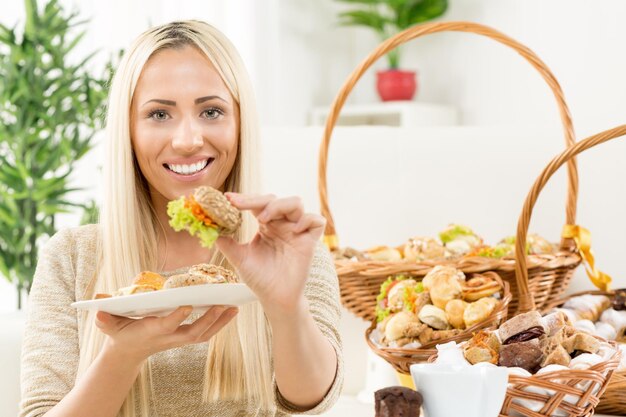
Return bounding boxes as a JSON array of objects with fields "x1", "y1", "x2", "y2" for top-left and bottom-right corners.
[{"x1": 3, "y1": 0, "x2": 626, "y2": 132}]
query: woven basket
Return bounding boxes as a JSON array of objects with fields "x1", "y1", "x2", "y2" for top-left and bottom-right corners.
[
  {"x1": 318, "y1": 21, "x2": 582, "y2": 322},
  {"x1": 365, "y1": 271, "x2": 512, "y2": 373},
  {"x1": 504, "y1": 125, "x2": 626, "y2": 416},
  {"x1": 542, "y1": 289, "x2": 626, "y2": 415}
]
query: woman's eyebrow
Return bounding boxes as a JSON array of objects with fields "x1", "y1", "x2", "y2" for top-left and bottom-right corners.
[{"x1": 141, "y1": 95, "x2": 228, "y2": 107}]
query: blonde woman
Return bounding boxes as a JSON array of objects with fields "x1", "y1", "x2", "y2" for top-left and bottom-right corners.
[{"x1": 20, "y1": 20, "x2": 343, "y2": 417}]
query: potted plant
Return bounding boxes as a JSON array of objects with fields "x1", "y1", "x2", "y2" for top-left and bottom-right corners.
[
  {"x1": 336, "y1": 0, "x2": 448, "y2": 101},
  {"x1": 0, "y1": 0, "x2": 114, "y2": 310}
]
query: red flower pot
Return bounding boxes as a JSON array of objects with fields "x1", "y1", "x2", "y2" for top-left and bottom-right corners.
[{"x1": 376, "y1": 69, "x2": 418, "y2": 101}]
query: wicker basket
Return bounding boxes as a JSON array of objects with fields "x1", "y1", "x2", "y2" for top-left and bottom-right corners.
[
  {"x1": 505, "y1": 125, "x2": 626, "y2": 416},
  {"x1": 542, "y1": 289, "x2": 626, "y2": 415},
  {"x1": 365, "y1": 271, "x2": 512, "y2": 374},
  {"x1": 318, "y1": 21, "x2": 582, "y2": 322}
]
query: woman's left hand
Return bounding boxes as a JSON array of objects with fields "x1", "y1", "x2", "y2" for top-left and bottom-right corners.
[{"x1": 216, "y1": 193, "x2": 325, "y2": 316}]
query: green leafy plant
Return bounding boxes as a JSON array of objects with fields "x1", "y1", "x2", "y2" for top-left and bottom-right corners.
[
  {"x1": 0, "y1": 0, "x2": 114, "y2": 308},
  {"x1": 335, "y1": 0, "x2": 448, "y2": 68}
]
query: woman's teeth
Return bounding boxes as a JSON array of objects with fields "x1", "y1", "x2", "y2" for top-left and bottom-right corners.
[{"x1": 166, "y1": 159, "x2": 209, "y2": 175}]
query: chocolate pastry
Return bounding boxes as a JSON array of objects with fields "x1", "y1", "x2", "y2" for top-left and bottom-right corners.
[
  {"x1": 498, "y1": 311, "x2": 544, "y2": 344},
  {"x1": 498, "y1": 338, "x2": 543, "y2": 373},
  {"x1": 613, "y1": 290, "x2": 626, "y2": 311},
  {"x1": 375, "y1": 386, "x2": 423, "y2": 417},
  {"x1": 504, "y1": 326, "x2": 546, "y2": 344}
]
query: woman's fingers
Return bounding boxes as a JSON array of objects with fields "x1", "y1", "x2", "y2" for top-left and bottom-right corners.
[
  {"x1": 197, "y1": 307, "x2": 238, "y2": 342},
  {"x1": 293, "y1": 213, "x2": 326, "y2": 235},
  {"x1": 225, "y1": 193, "x2": 276, "y2": 216},
  {"x1": 159, "y1": 305, "x2": 193, "y2": 333},
  {"x1": 257, "y1": 196, "x2": 304, "y2": 224},
  {"x1": 171, "y1": 306, "x2": 238, "y2": 345}
]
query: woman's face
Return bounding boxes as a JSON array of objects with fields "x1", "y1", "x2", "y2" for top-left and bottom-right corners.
[{"x1": 131, "y1": 45, "x2": 239, "y2": 202}]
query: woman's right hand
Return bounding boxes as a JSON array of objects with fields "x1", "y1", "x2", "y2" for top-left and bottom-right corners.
[{"x1": 95, "y1": 306, "x2": 238, "y2": 364}]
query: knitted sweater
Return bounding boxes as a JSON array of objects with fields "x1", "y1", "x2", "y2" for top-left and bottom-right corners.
[{"x1": 19, "y1": 224, "x2": 343, "y2": 417}]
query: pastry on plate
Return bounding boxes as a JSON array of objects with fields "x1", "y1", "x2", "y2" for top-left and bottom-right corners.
[
  {"x1": 188, "y1": 263, "x2": 238, "y2": 283},
  {"x1": 132, "y1": 271, "x2": 167, "y2": 290},
  {"x1": 167, "y1": 185, "x2": 242, "y2": 248},
  {"x1": 164, "y1": 265, "x2": 237, "y2": 289}
]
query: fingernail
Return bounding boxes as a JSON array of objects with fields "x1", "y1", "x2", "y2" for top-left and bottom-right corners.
[{"x1": 182, "y1": 307, "x2": 193, "y2": 316}]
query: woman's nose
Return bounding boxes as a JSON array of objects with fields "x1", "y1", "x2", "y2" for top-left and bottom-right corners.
[{"x1": 171, "y1": 118, "x2": 203, "y2": 153}]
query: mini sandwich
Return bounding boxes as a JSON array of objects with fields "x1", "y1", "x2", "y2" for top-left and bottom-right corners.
[
  {"x1": 375, "y1": 275, "x2": 424, "y2": 322},
  {"x1": 167, "y1": 186, "x2": 242, "y2": 248},
  {"x1": 163, "y1": 264, "x2": 238, "y2": 289}
]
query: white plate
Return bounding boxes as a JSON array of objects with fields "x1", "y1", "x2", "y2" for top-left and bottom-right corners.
[{"x1": 71, "y1": 283, "x2": 257, "y2": 318}]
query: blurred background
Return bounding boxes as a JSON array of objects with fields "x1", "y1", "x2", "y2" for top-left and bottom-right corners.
[{"x1": 1, "y1": 1, "x2": 626, "y2": 416}]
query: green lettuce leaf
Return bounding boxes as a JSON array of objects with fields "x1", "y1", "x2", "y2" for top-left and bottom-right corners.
[
  {"x1": 167, "y1": 197, "x2": 220, "y2": 248},
  {"x1": 439, "y1": 224, "x2": 476, "y2": 243}
]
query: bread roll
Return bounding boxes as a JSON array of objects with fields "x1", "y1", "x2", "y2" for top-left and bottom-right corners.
[
  {"x1": 464, "y1": 297, "x2": 498, "y2": 328},
  {"x1": 445, "y1": 299, "x2": 468, "y2": 329},
  {"x1": 384, "y1": 311, "x2": 420, "y2": 342},
  {"x1": 418, "y1": 305, "x2": 449, "y2": 330}
]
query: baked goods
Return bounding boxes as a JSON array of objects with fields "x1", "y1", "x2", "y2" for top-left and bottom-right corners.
[
  {"x1": 96, "y1": 264, "x2": 238, "y2": 299},
  {"x1": 403, "y1": 236, "x2": 446, "y2": 261},
  {"x1": 366, "y1": 246, "x2": 403, "y2": 261},
  {"x1": 374, "y1": 386, "x2": 422, "y2": 417},
  {"x1": 418, "y1": 305, "x2": 449, "y2": 330},
  {"x1": 499, "y1": 338, "x2": 544, "y2": 373},
  {"x1": 613, "y1": 290, "x2": 626, "y2": 310},
  {"x1": 164, "y1": 265, "x2": 238, "y2": 288},
  {"x1": 167, "y1": 185, "x2": 242, "y2": 248},
  {"x1": 439, "y1": 224, "x2": 483, "y2": 257},
  {"x1": 188, "y1": 263, "x2": 238, "y2": 283},
  {"x1": 463, "y1": 330, "x2": 500, "y2": 364},
  {"x1": 463, "y1": 297, "x2": 498, "y2": 328},
  {"x1": 463, "y1": 309, "x2": 617, "y2": 374},
  {"x1": 445, "y1": 299, "x2": 468, "y2": 329},
  {"x1": 546, "y1": 292, "x2": 626, "y2": 344},
  {"x1": 133, "y1": 271, "x2": 167, "y2": 290},
  {"x1": 461, "y1": 275, "x2": 502, "y2": 301},
  {"x1": 425, "y1": 266, "x2": 464, "y2": 309},
  {"x1": 384, "y1": 311, "x2": 420, "y2": 343},
  {"x1": 113, "y1": 284, "x2": 158, "y2": 296},
  {"x1": 562, "y1": 294, "x2": 611, "y2": 322},
  {"x1": 374, "y1": 268, "x2": 503, "y2": 349},
  {"x1": 498, "y1": 311, "x2": 544, "y2": 344}
]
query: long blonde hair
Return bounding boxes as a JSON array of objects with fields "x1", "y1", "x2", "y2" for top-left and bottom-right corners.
[{"x1": 77, "y1": 21, "x2": 274, "y2": 416}]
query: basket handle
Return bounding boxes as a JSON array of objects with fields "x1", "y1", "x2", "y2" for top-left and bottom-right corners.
[
  {"x1": 318, "y1": 21, "x2": 578, "y2": 250},
  {"x1": 514, "y1": 125, "x2": 626, "y2": 312}
]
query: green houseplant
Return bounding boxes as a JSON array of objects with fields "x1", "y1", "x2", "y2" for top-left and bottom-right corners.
[
  {"x1": 335, "y1": 0, "x2": 448, "y2": 100},
  {"x1": 0, "y1": 0, "x2": 113, "y2": 308}
]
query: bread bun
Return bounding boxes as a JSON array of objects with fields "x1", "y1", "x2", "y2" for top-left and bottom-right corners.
[
  {"x1": 188, "y1": 263, "x2": 238, "y2": 283},
  {"x1": 163, "y1": 273, "x2": 213, "y2": 289},
  {"x1": 193, "y1": 186, "x2": 242, "y2": 234}
]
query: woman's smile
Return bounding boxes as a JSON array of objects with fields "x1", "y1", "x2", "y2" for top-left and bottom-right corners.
[{"x1": 163, "y1": 156, "x2": 215, "y2": 182}]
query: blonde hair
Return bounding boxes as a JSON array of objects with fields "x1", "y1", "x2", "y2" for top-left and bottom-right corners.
[{"x1": 77, "y1": 21, "x2": 274, "y2": 416}]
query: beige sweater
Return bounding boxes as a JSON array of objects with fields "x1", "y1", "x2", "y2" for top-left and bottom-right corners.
[{"x1": 19, "y1": 224, "x2": 344, "y2": 417}]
